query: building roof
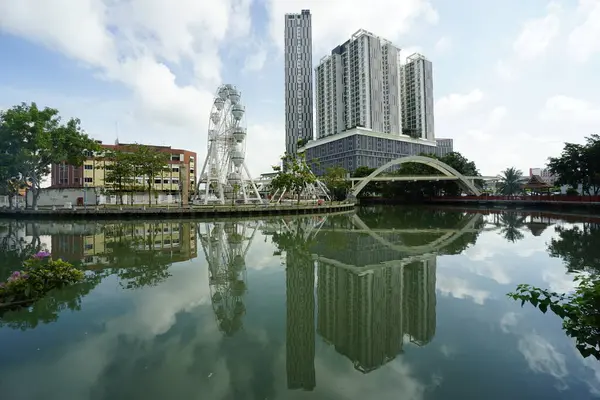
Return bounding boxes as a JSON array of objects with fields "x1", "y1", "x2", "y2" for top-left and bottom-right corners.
[
  {"x1": 522, "y1": 174, "x2": 552, "y2": 189},
  {"x1": 525, "y1": 222, "x2": 549, "y2": 237},
  {"x1": 95, "y1": 141, "x2": 196, "y2": 155},
  {"x1": 299, "y1": 127, "x2": 437, "y2": 151}
]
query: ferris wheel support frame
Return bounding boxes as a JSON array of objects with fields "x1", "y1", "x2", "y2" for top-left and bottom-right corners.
[{"x1": 195, "y1": 84, "x2": 262, "y2": 205}]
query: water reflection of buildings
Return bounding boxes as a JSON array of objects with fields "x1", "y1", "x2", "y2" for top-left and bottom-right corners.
[
  {"x1": 279, "y1": 212, "x2": 486, "y2": 381},
  {"x1": 47, "y1": 221, "x2": 198, "y2": 267},
  {"x1": 203, "y1": 212, "x2": 489, "y2": 388},
  {"x1": 286, "y1": 236, "x2": 316, "y2": 390},
  {"x1": 316, "y1": 239, "x2": 436, "y2": 373}
]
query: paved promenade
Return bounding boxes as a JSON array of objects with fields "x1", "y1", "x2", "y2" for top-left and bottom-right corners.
[{"x1": 0, "y1": 202, "x2": 356, "y2": 220}]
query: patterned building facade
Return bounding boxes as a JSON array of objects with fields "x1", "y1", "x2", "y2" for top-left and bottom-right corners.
[
  {"x1": 315, "y1": 30, "x2": 402, "y2": 139},
  {"x1": 51, "y1": 141, "x2": 197, "y2": 194},
  {"x1": 284, "y1": 10, "x2": 314, "y2": 155},
  {"x1": 285, "y1": 249, "x2": 316, "y2": 390}
]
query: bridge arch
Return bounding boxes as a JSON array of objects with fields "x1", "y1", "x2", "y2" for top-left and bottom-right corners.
[{"x1": 349, "y1": 155, "x2": 481, "y2": 198}]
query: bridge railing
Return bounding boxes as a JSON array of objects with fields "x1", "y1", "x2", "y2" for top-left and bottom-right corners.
[{"x1": 436, "y1": 195, "x2": 600, "y2": 203}]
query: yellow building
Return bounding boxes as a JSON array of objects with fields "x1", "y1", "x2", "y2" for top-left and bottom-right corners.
[{"x1": 51, "y1": 141, "x2": 197, "y2": 195}]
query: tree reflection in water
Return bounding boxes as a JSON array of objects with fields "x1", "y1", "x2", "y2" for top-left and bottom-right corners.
[
  {"x1": 0, "y1": 271, "x2": 106, "y2": 330},
  {"x1": 0, "y1": 220, "x2": 196, "y2": 331},
  {"x1": 548, "y1": 222, "x2": 600, "y2": 274}
]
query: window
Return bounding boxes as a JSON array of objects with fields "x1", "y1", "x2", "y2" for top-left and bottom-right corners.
[
  {"x1": 171, "y1": 154, "x2": 181, "y2": 161},
  {"x1": 84, "y1": 164, "x2": 93, "y2": 170},
  {"x1": 84, "y1": 177, "x2": 93, "y2": 183},
  {"x1": 154, "y1": 179, "x2": 161, "y2": 184},
  {"x1": 172, "y1": 167, "x2": 179, "y2": 172},
  {"x1": 163, "y1": 179, "x2": 169, "y2": 184}
]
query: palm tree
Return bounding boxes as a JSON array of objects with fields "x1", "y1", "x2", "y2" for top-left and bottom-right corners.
[{"x1": 497, "y1": 167, "x2": 524, "y2": 196}]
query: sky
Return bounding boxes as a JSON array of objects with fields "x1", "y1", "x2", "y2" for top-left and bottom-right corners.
[{"x1": 0, "y1": 0, "x2": 599, "y2": 177}]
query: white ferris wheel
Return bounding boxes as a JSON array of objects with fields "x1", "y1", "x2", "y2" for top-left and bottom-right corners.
[{"x1": 197, "y1": 84, "x2": 262, "y2": 204}]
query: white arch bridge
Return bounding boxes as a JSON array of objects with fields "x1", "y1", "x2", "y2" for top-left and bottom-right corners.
[{"x1": 346, "y1": 156, "x2": 499, "y2": 199}]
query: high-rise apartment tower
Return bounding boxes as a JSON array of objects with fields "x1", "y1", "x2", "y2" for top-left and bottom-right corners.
[
  {"x1": 284, "y1": 10, "x2": 314, "y2": 155},
  {"x1": 400, "y1": 53, "x2": 435, "y2": 141},
  {"x1": 315, "y1": 29, "x2": 401, "y2": 139}
]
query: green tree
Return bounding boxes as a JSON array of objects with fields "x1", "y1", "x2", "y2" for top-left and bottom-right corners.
[
  {"x1": 497, "y1": 167, "x2": 524, "y2": 196},
  {"x1": 509, "y1": 219, "x2": 600, "y2": 360},
  {"x1": 271, "y1": 153, "x2": 317, "y2": 204},
  {"x1": 322, "y1": 166, "x2": 349, "y2": 201},
  {"x1": 508, "y1": 276, "x2": 600, "y2": 360},
  {"x1": 0, "y1": 124, "x2": 28, "y2": 208},
  {"x1": 0, "y1": 102, "x2": 99, "y2": 209},
  {"x1": 231, "y1": 183, "x2": 240, "y2": 205},
  {"x1": 129, "y1": 144, "x2": 170, "y2": 206},
  {"x1": 439, "y1": 152, "x2": 481, "y2": 196},
  {"x1": 102, "y1": 149, "x2": 135, "y2": 205},
  {"x1": 548, "y1": 134, "x2": 600, "y2": 195},
  {"x1": 352, "y1": 166, "x2": 380, "y2": 197}
]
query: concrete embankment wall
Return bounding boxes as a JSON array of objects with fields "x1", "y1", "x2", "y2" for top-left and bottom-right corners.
[{"x1": 0, "y1": 203, "x2": 357, "y2": 220}]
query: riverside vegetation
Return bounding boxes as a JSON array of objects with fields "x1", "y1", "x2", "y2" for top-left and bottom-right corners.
[{"x1": 0, "y1": 251, "x2": 85, "y2": 310}]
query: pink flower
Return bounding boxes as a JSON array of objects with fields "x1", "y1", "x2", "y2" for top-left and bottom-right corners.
[{"x1": 33, "y1": 251, "x2": 51, "y2": 259}]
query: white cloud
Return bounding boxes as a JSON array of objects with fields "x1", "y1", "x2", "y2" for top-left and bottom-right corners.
[
  {"x1": 540, "y1": 95, "x2": 600, "y2": 124},
  {"x1": 513, "y1": 2, "x2": 562, "y2": 60},
  {"x1": 265, "y1": 0, "x2": 439, "y2": 54},
  {"x1": 436, "y1": 274, "x2": 491, "y2": 305},
  {"x1": 518, "y1": 333, "x2": 569, "y2": 384},
  {"x1": 567, "y1": 0, "x2": 600, "y2": 62},
  {"x1": 0, "y1": 0, "x2": 277, "y2": 174},
  {"x1": 243, "y1": 46, "x2": 268, "y2": 73},
  {"x1": 434, "y1": 36, "x2": 452, "y2": 54},
  {"x1": 1, "y1": 0, "x2": 599, "y2": 180},
  {"x1": 497, "y1": 3, "x2": 562, "y2": 80},
  {"x1": 435, "y1": 89, "x2": 484, "y2": 118},
  {"x1": 495, "y1": 60, "x2": 515, "y2": 81},
  {"x1": 500, "y1": 312, "x2": 521, "y2": 333}
]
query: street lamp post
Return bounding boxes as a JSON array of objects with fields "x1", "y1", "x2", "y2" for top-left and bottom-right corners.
[
  {"x1": 83, "y1": 183, "x2": 87, "y2": 209},
  {"x1": 179, "y1": 181, "x2": 183, "y2": 207}
]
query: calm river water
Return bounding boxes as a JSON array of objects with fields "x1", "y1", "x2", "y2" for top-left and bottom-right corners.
[{"x1": 0, "y1": 206, "x2": 599, "y2": 399}]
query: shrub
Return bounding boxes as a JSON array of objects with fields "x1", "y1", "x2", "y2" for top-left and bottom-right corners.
[
  {"x1": 0, "y1": 252, "x2": 84, "y2": 308},
  {"x1": 566, "y1": 187, "x2": 579, "y2": 196}
]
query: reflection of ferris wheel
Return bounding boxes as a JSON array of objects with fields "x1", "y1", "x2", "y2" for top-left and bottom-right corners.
[
  {"x1": 196, "y1": 84, "x2": 262, "y2": 205},
  {"x1": 199, "y1": 221, "x2": 259, "y2": 336}
]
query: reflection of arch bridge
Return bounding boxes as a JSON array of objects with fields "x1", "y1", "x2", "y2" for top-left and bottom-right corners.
[
  {"x1": 349, "y1": 213, "x2": 484, "y2": 255},
  {"x1": 348, "y1": 156, "x2": 495, "y2": 198},
  {"x1": 310, "y1": 212, "x2": 490, "y2": 272}
]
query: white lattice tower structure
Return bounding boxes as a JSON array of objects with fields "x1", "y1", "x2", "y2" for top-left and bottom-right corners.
[{"x1": 197, "y1": 84, "x2": 262, "y2": 204}]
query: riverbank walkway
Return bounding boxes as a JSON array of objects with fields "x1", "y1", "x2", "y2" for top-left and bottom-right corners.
[
  {"x1": 0, "y1": 202, "x2": 356, "y2": 220},
  {"x1": 429, "y1": 195, "x2": 600, "y2": 207}
]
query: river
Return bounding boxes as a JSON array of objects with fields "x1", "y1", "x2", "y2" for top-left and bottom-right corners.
[{"x1": 0, "y1": 206, "x2": 599, "y2": 399}]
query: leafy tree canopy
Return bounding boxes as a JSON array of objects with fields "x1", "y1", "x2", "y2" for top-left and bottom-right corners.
[
  {"x1": 497, "y1": 167, "x2": 524, "y2": 196},
  {"x1": 508, "y1": 276, "x2": 600, "y2": 360},
  {"x1": 548, "y1": 134, "x2": 600, "y2": 195},
  {"x1": 0, "y1": 102, "x2": 99, "y2": 208},
  {"x1": 321, "y1": 166, "x2": 349, "y2": 201},
  {"x1": 271, "y1": 153, "x2": 317, "y2": 203}
]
